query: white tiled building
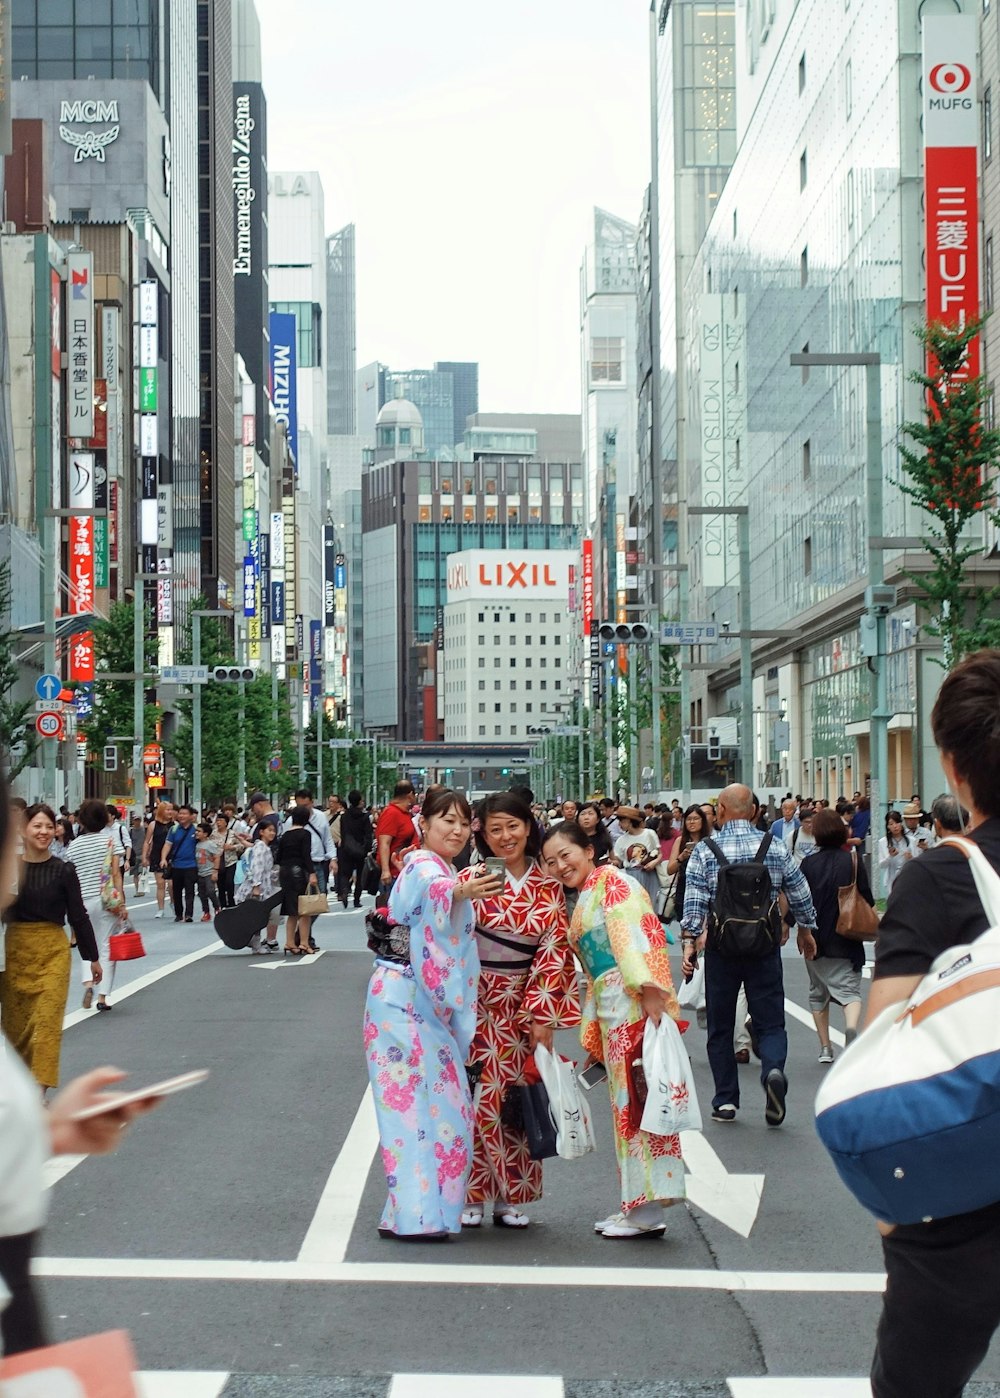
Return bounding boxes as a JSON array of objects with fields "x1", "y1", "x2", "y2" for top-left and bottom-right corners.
[{"x1": 442, "y1": 550, "x2": 579, "y2": 743}]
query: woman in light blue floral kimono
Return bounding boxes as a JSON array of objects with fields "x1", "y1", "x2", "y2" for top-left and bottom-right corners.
[{"x1": 364, "y1": 788, "x2": 502, "y2": 1240}]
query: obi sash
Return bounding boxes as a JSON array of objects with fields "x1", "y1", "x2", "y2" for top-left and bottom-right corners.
[
  {"x1": 475, "y1": 924, "x2": 537, "y2": 974},
  {"x1": 574, "y1": 927, "x2": 616, "y2": 981}
]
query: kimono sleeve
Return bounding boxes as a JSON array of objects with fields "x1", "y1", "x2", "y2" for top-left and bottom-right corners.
[
  {"x1": 601, "y1": 868, "x2": 680, "y2": 1017},
  {"x1": 520, "y1": 881, "x2": 581, "y2": 1031},
  {"x1": 388, "y1": 855, "x2": 479, "y2": 1059}
]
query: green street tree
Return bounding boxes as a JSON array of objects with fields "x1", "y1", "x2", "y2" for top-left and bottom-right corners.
[
  {"x1": 900, "y1": 319, "x2": 1000, "y2": 667},
  {"x1": 78, "y1": 601, "x2": 159, "y2": 762},
  {"x1": 0, "y1": 559, "x2": 37, "y2": 780},
  {"x1": 169, "y1": 602, "x2": 295, "y2": 806}
]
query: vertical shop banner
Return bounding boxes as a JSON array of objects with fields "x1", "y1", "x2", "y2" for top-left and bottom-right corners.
[
  {"x1": 310, "y1": 620, "x2": 322, "y2": 713},
  {"x1": 50, "y1": 268, "x2": 62, "y2": 510},
  {"x1": 243, "y1": 555, "x2": 256, "y2": 617},
  {"x1": 922, "y1": 14, "x2": 980, "y2": 384},
  {"x1": 65, "y1": 251, "x2": 94, "y2": 438},
  {"x1": 581, "y1": 537, "x2": 594, "y2": 636},
  {"x1": 269, "y1": 312, "x2": 299, "y2": 467},
  {"x1": 699, "y1": 292, "x2": 746, "y2": 587},
  {"x1": 94, "y1": 517, "x2": 108, "y2": 588},
  {"x1": 260, "y1": 534, "x2": 271, "y2": 641},
  {"x1": 323, "y1": 525, "x2": 336, "y2": 626}
]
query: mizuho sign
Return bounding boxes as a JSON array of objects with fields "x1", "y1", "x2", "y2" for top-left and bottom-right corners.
[{"x1": 58, "y1": 99, "x2": 121, "y2": 163}]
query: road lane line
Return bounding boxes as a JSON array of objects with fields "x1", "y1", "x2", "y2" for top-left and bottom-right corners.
[
  {"x1": 784, "y1": 998, "x2": 845, "y2": 1048},
  {"x1": 297, "y1": 1086, "x2": 379, "y2": 1263},
  {"x1": 63, "y1": 940, "x2": 221, "y2": 1030},
  {"x1": 728, "y1": 1382, "x2": 869, "y2": 1396},
  {"x1": 390, "y1": 1377, "x2": 563, "y2": 1397},
  {"x1": 42, "y1": 1154, "x2": 86, "y2": 1189},
  {"x1": 137, "y1": 1374, "x2": 230, "y2": 1398},
  {"x1": 33, "y1": 1256, "x2": 886, "y2": 1292}
]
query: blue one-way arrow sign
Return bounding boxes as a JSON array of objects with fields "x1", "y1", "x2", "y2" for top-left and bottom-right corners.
[{"x1": 35, "y1": 673, "x2": 62, "y2": 702}]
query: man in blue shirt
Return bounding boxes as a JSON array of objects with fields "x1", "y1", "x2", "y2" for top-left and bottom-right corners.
[
  {"x1": 768, "y1": 797, "x2": 800, "y2": 851},
  {"x1": 681, "y1": 784, "x2": 817, "y2": 1126},
  {"x1": 162, "y1": 804, "x2": 199, "y2": 923}
]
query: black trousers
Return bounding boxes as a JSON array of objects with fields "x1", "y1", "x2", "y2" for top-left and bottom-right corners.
[
  {"x1": 337, "y1": 854, "x2": 365, "y2": 906},
  {"x1": 872, "y1": 1198, "x2": 1000, "y2": 1396},
  {"x1": 0, "y1": 1231, "x2": 46, "y2": 1355},
  {"x1": 171, "y1": 866, "x2": 197, "y2": 920},
  {"x1": 217, "y1": 862, "x2": 236, "y2": 908}
]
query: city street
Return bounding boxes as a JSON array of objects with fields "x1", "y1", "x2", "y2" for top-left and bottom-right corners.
[{"x1": 38, "y1": 892, "x2": 1000, "y2": 1397}]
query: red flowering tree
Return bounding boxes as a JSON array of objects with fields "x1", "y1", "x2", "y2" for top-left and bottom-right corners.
[{"x1": 900, "y1": 319, "x2": 1000, "y2": 667}]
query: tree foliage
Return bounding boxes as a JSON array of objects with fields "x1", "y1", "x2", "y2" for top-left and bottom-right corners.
[
  {"x1": 0, "y1": 559, "x2": 37, "y2": 780},
  {"x1": 899, "y1": 319, "x2": 1000, "y2": 667},
  {"x1": 78, "y1": 601, "x2": 159, "y2": 761}
]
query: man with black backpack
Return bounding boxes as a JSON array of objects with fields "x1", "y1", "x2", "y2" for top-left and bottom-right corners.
[{"x1": 680, "y1": 783, "x2": 818, "y2": 1127}]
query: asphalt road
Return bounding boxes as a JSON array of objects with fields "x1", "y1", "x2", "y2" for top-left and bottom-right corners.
[{"x1": 34, "y1": 890, "x2": 1000, "y2": 1397}]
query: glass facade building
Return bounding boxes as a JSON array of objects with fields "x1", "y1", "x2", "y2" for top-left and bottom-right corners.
[
  {"x1": 385, "y1": 368, "x2": 457, "y2": 458},
  {"x1": 12, "y1": 0, "x2": 163, "y2": 89},
  {"x1": 662, "y1": 0, "x2": 985, "y2": 798},
  {"x1": 434, "y1": 360, "x2": 479, "y2": 447},
  {"x1": 326, "y1": 224, "x2": 357, "y2": 435}
]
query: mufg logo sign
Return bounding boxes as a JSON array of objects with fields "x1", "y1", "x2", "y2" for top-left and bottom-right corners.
[{"x1": 58, "y1": 100, "x2": 121, "y2": 163}]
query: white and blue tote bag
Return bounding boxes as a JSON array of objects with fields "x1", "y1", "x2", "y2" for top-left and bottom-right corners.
[{"x1": 815, "y1": 836, "x2": 1000, "y2": 1225}]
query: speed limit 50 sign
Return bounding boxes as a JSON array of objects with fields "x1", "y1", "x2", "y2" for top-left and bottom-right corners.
[{"x1": 36, "y1": 710, "x2": 64, "y2": 739}]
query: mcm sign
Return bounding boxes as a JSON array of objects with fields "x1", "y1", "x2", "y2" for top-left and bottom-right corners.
[{"x1": 58, "y1": 99, "x2": 121, "y2": 163}]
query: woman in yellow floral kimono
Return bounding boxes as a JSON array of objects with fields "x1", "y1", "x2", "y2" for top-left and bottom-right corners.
[{"x1": 542, "y1": 820, "x2": 686, "y2": 1240}]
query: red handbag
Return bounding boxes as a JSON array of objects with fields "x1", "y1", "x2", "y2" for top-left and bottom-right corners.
[{"x1": 108, "y1": 928, "x2": 146, "y2": 962}]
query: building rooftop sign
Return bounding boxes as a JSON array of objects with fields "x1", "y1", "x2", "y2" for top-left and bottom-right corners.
[{"x1": 59, "y1": 100, "x2": 120, "y2": 163}]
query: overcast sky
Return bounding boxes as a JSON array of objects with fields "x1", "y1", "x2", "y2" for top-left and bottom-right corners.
[{"x1": 255, "y1": 0, "x2": 650, "y2": 416}]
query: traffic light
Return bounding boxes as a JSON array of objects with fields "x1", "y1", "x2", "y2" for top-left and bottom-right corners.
[
  {"x1": 707, "y1": 730, "x2": 722, "y2": 761},
  {"x1": 211, "y1": 666, "x2": 256, "y2": 683},
  {"x1": 103, "y1": 745, "x2": 117, "y2": 772},
  {"x1": 597, "y1": 621, "x2": 652, "y2": 644}
]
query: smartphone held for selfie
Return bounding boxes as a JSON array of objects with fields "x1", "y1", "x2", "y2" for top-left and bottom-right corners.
[
  {"x1": 484, "y1": 857, "x2": 506, "y2": 885},
  {"x1": 70, "y1": 1069, "x2": 210, "y2": 1121},
  {"x1": 579, "y1": 1061, "x2": 609, "y2": 1090}
]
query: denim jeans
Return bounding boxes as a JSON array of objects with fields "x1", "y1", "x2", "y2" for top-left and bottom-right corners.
[{"x1": 703, "y1": 946, "x2": 787, "y2": 1109}]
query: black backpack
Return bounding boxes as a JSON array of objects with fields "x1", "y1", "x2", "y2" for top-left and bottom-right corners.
[{"x1": 704, "y1": 832, "x2": 781, "y2": 959}]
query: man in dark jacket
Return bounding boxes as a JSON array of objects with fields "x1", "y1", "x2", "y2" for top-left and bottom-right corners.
[{"x1": 337, "y1": 790, "x2": 373, "y2": 909}]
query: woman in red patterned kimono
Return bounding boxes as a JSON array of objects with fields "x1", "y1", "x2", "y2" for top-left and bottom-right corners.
[{"x1": 457, "y1": 791, "x2": 581, "y2": 1229}]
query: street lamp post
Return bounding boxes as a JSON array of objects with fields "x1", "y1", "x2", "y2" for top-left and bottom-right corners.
[
  {"x1": 191, "y1": 609, "x2": 231, "y2": 816},
  {"x1": 688, "y1": 506, "x2": 752, "y2": 785},
  {"x1": 791, "y1": 352, "x2": 886, "y2": 893}
]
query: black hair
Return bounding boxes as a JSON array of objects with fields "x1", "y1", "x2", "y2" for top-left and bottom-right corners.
[
  {"x1": 294, "y1": 788, "x2": 312, "y2": 801},
  {"x1": 576, "y1": 802, "x2": 614, "y2": 862},
  {"x1": 79, "y1": 797, "x2": 109, "y2": 833},
  {"x1": 680, "y1": 803, "x2": 709, "y2": 849},
  {"x1": 393, "y1": 780, "x2": 415, "y2": 799},
  {"x1": 475, "y1": 791, "x2": 541, "y2": 860},
  {"x1": 24, "y1": 802, "x2": 57, "y2": 827},
  {"x1": 421, "y1": 786, "x2": 471, "y2": 824},
  {"x1": 931, "y1": 650, "x2": 1000, "y2": 818},
  {"x1": 290, "y1": 805, "x2": 311, "y2": 827},
  {"x1": 813, "y1": 808, "x2": 850, "y2": 849},
  {"x1": 540, "y1": 820, "x2": 595, "y2": 857},
  {"x1": 348, "y1": 789, "x2": 364, "y2": 806}
]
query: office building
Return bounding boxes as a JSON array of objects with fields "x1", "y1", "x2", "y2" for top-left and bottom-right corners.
[
  {"x1": 269, "y1": 170, "x2": 328, "y2": 636},
  {"x1": 659, "y1": 0, "x2": 998, "y2": 799},
  {"x1": 442, "y1": 550, "x2": 578, "y2": 743},
  {"x1": 435, "y1": 361, "x2": 479, "y2": 446},
  {"x1": 464, "y1": 413, "x2": 581, "y2": 462},
  {"x1": 362, "y1": 405, "x2": 584, "y2": 741},
  {"x1": 326, "y1": 224, "x2": 356, "y2": 435}
]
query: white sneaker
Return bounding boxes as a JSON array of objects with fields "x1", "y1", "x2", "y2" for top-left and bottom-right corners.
[{"x1": 154, "y1": 909, "x2": 164, "y2": 919}]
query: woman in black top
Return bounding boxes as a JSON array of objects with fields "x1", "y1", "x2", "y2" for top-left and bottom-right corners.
[
  {"x1": 2, "y1": 804, "x2": 101, "y2": 1089},
  {"x1": 666, "y1": 804, "x2": 710, "y2": 921},
  {"x1": 801, "y1": 807, "x2": 874, "y2": 1063},
  {"x1": 142, "y1": 801, "x2": 174, "y2": 919},
  {"x1": 277, "y1": 805, "x2": 319, "y2": 955}
]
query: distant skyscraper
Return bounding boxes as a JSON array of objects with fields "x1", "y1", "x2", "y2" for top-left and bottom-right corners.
[
  {"x1": 326, "y1": 224, "x2": 356, "y2": 435},
  {"x1": 435, "y1": 361, "x2": 479, "y2": 446}
]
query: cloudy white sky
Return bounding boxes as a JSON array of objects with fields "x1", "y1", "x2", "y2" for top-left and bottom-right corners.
[{"x1": 255, "y1": 0, "x2": 650, "y2": 415}]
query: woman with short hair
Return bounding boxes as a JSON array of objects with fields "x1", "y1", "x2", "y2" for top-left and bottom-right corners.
[
  {"x1": 276, "y1": 805, "x2": 318, "y2": 955},
  {"x1": 142, "y1": 801, "x2": 174, "y2": 918},
  {"x1": 365, "y1": 788, "x2": 498, "y2": 1240},
  {"x1": 800, "y1": 807, "x2": 873, "y2": 1062},
  {"x1": 456, "y1": 792, "x2": 579, "y2": 1230}
]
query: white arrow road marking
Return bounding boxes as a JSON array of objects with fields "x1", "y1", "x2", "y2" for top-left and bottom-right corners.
[
  {"x1": 137, "y1": 1374, "x2": 230, "y2": 1398},
  {"x1": 250, "y1": 949, "x2": 328, "y2": 970},
  {"x1": 298, "y1": 1086, "x2": 379, "y2": 1263},
  {"x1": 682, "y1": 1131, "x2": 765, "y2": 1238}
]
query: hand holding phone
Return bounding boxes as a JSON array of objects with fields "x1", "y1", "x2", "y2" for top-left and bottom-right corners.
[
  {"x1": 69, "y1": 1069, "x2": 210, "y2": 1121},
  {"x1": 579, "y1": 1061, "x2": 608, "y2": 1090}
]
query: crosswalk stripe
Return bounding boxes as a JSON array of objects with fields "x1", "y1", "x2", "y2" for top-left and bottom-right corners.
[
  {"x1": 389, "y1": 1378, "x2": 563, "y2": 1397},
  {"x1": 728, "y1": 1381, "x2": 869, "y2": 1396},
  {"x1": 137, "y1": 1374, "x2": 229, "y2": 1397}
]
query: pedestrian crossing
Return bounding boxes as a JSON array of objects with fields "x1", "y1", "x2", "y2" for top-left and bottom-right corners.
[{"x1": 135, "y1": 1374, "x2": 880, "y2": 1397}]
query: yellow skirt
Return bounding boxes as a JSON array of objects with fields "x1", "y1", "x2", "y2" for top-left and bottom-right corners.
[{"x1": 0, "y1": 921, "x2": 72, "y2": 1089}]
